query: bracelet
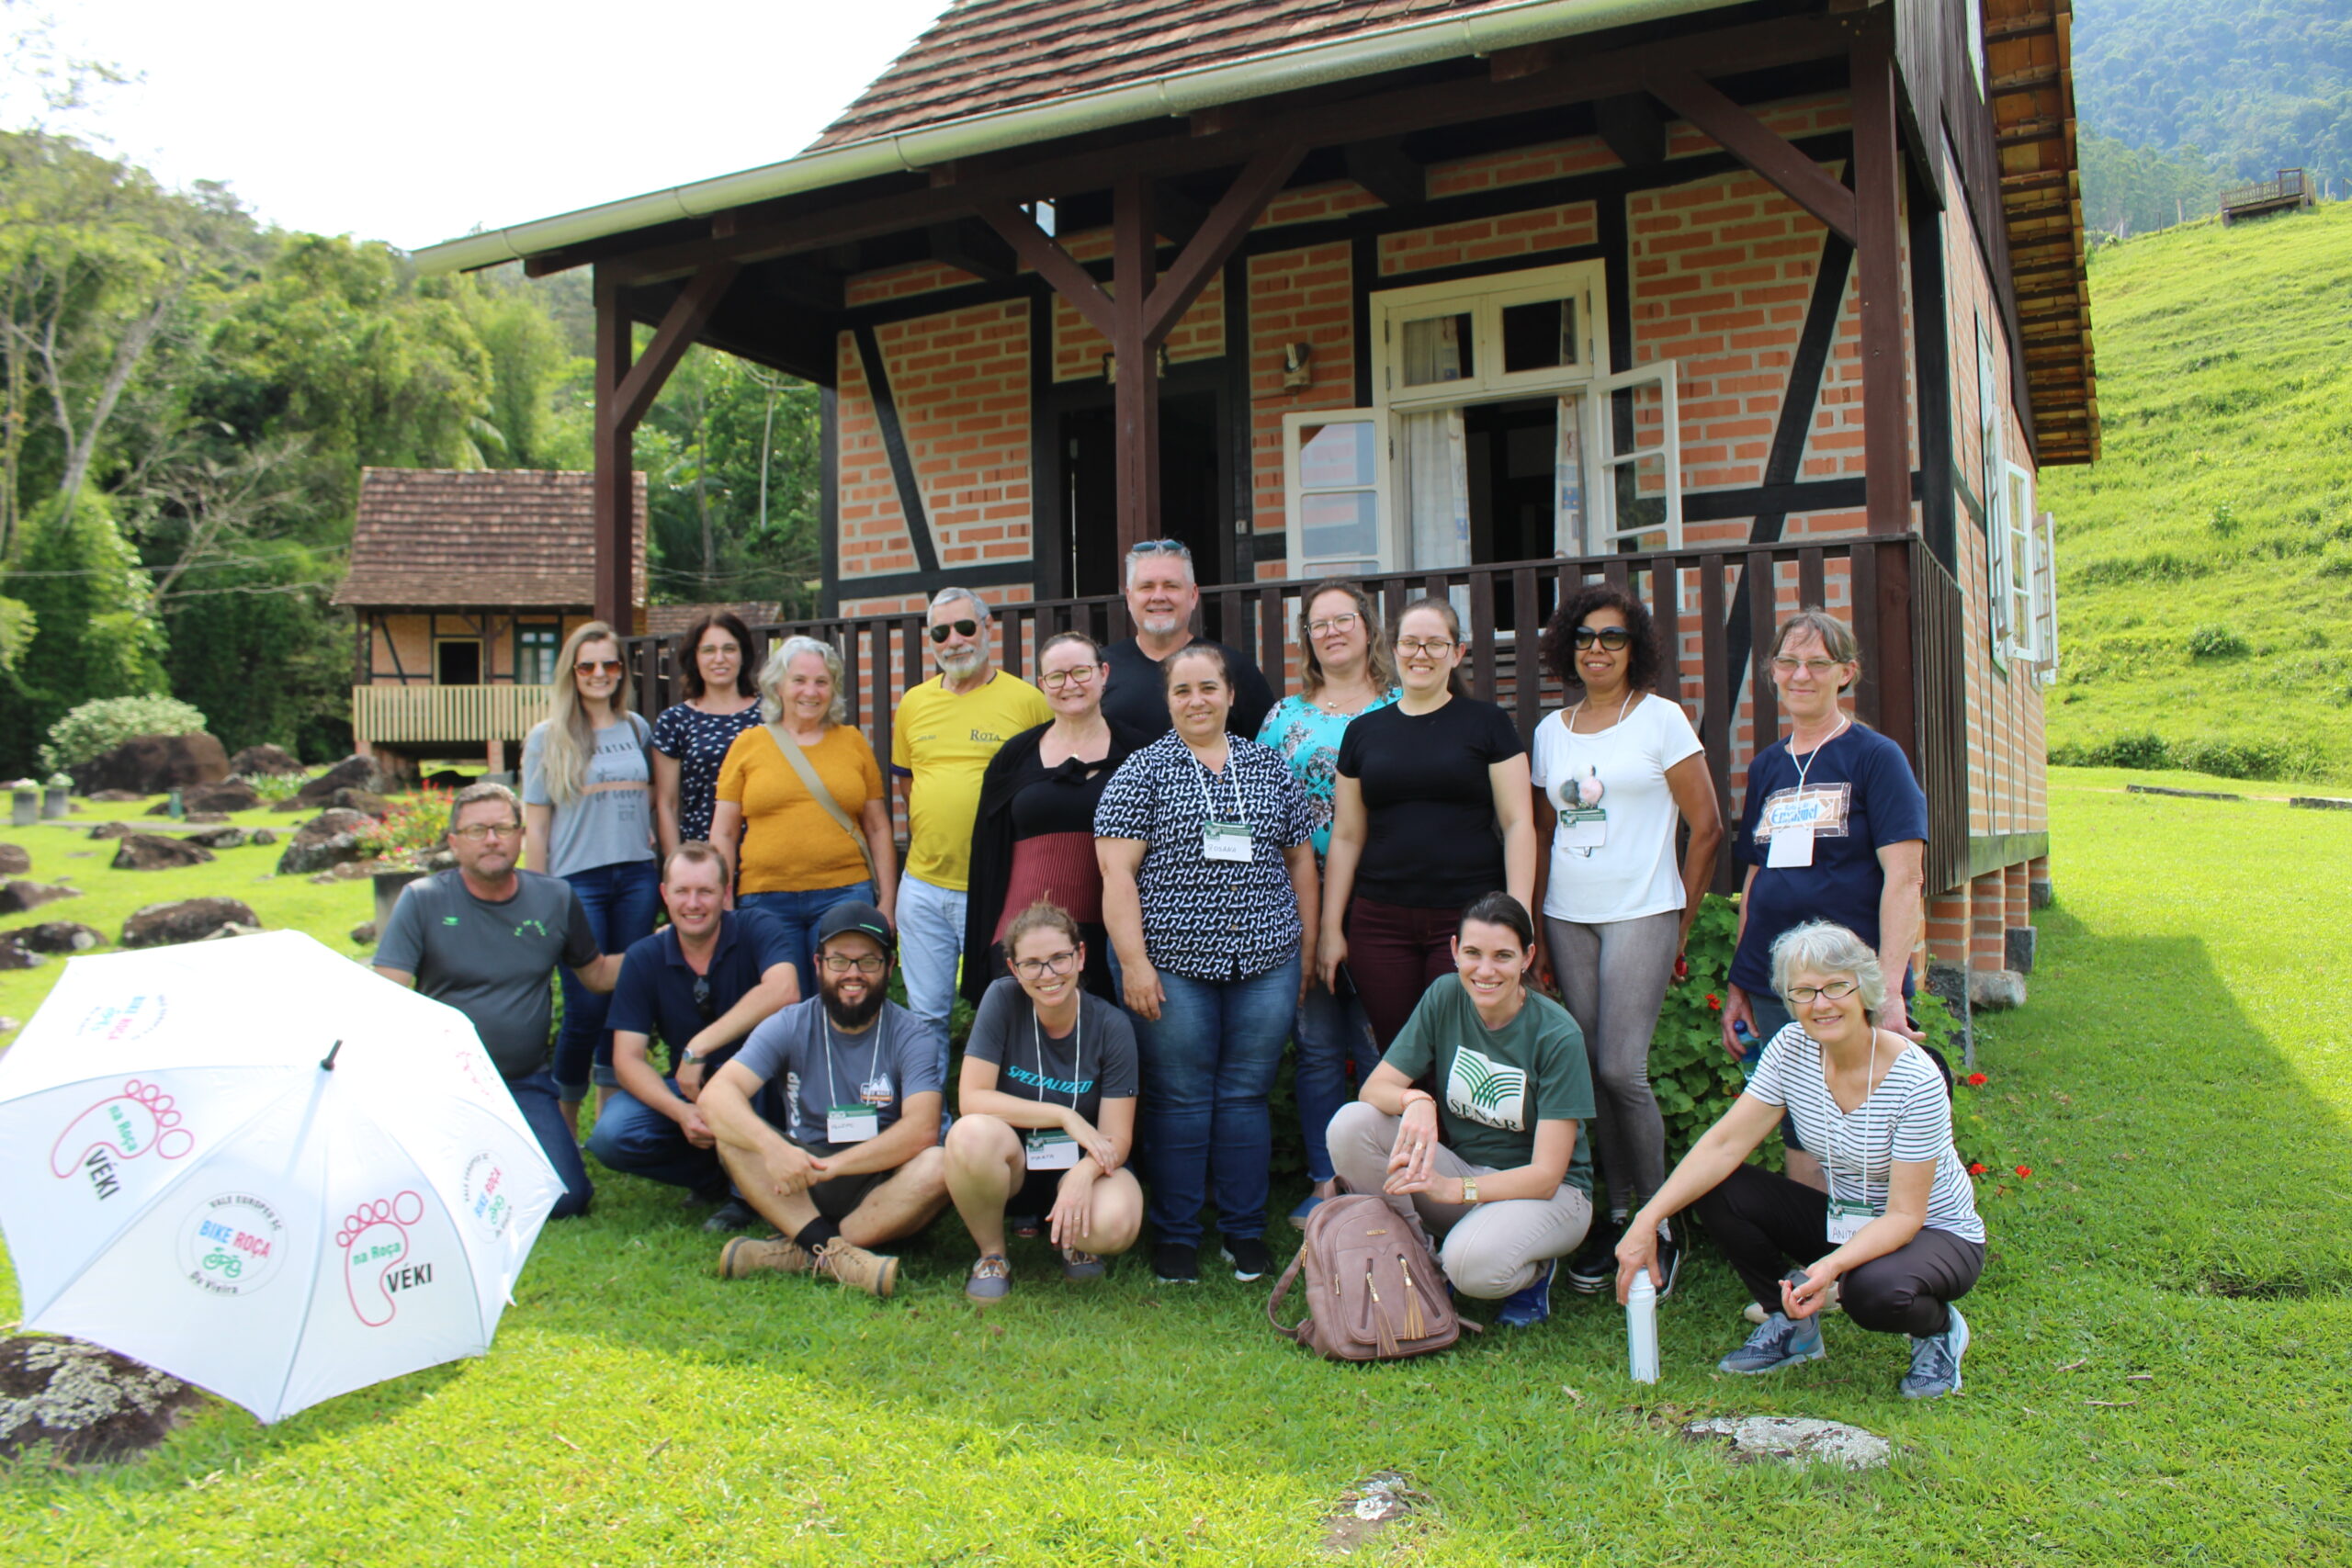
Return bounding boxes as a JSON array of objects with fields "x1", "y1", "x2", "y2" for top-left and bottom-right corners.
[{"x1": 1399, "y1": 1089, "x2": 1435, "y2": 1110}]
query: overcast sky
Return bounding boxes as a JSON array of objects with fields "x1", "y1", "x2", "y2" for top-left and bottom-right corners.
[{"x1": 18, "y1": 0, "x2": 950, "y2": 251}]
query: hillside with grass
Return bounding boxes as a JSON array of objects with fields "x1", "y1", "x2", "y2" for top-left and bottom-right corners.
[{"x1": 2038, "y1": 200, "x2": 2352, "y2": 784}]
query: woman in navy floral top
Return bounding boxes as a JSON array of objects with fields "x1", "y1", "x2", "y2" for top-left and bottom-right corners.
[{"x1": 651, "y1": 611, "x2": 763, "y2": 852}]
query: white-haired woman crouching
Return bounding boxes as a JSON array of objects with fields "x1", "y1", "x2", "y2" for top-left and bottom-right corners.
[{"x1": 1614, "y1": 920, "x2": 1984, "y2": 1398}]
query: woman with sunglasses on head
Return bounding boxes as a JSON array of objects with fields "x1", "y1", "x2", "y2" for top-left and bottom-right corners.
[
  {"x1": 946, "y1": 899, "x2": 1145, "y2": 1301},
  {"x1": 524, "y1": 620, "x2": 662, "y2": 1134},
  {"x1": 709, "y1": 636, "x2": 897, "y2": 995},
  {"x1": 1096, "y1": 642, "x2": 1318, "y2": 1286},
  {"x1": 1616, "y1": 921, "x2": 1982, "y2": 1398},
  {"x1": 651, "y1": 611, "x2": 764, "y2": 860},
  {"x1": 1721, "y1": 608, "x2": 1929, "y2": 1194},
  {"x1": 1318, "y1": 595, "x2": 1537, "y2": 1050},
  {"x1": 1255, "y1": 580, "x2": 1398, "y2": 1226},
  {"x1": 964, "y1": 631, "x2": 1150, "y2": 1011},
  {"x1": 1527, "y1": 586, "x2": 1722, "y2": 1299}
]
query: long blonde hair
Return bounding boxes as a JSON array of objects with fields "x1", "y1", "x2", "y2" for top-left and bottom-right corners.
[{"x1": 535, "y1": 620, "x2": 631, "y2": 805}]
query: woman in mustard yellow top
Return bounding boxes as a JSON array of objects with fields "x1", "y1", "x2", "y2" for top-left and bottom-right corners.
[{"x1": 710, "y1": 635, "x2": 898, "y2": 990}]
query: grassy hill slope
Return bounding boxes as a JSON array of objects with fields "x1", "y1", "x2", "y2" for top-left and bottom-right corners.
[{"x1": 2038, "y1": 201, "x2": 2352, "y2": 784}]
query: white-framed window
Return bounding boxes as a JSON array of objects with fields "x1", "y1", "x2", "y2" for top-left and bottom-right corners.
[
  {"x1": 2030, "y1": 508, "x2": 2060, "y2": 684},
  {"x1": 1282, "y1": 408, "x2": 1390, "y2": 580},
  {"x1": 1977, "y1": 320, "x2": 2013, "y2": 667}
]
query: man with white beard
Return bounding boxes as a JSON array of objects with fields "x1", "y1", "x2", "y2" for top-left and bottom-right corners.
[
  {"x1": 889, "y1": 588, "x2": 1052, "y2": 1091},
  {"x1": 1097, "y1": 539, "x2": 1275, "y2": 741}
]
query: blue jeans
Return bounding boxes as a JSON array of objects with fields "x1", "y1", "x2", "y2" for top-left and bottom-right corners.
[
  {"x1": 584, "y1": 1079, "x2": 724, "y2": 1194},
  {"x1": 1294, "y1": 969, "x2": 1384, "y2": 1185},
  {"x1": 740, "y1": 881, "x2": 876, "y2": 1000},
  {"x1": 1128, "y1": 955, "x2": 1301, "y2": 1245},
  {"x1": 895, "y1": 874, "x2": 965, "y2": 1089},
  {"x1": 508, "y1": 1069, "x2": 594, "y2": 1219},
  {"x1": 553, "y1": 858, "x2": 662, "y2": 1100},
  {"x1": 1740, "y1": 991, "x2": 1805, "y2": 1154}
]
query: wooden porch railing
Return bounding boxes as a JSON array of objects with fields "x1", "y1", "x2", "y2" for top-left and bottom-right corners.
[
  {"x1": 620, "y1": 534, "x2": 1970, "y2": 895},
  {"x1": 351, "y1": 682, "x2": 545, "y2": 746}
]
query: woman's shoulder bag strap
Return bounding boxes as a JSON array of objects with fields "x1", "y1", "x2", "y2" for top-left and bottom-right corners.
[{"x1": 763, "y1": 724, "x2": 876, "y2": 884}]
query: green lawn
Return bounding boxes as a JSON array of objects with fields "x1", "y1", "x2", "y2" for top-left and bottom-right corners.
[{"x1": 3, "y1": 770, "x2": 2347, "y2": 1563}]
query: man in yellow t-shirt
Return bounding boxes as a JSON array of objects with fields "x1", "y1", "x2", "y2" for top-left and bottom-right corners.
[{"x1": 891, "y1": 588, "x2": 1052, "y2": 1080}]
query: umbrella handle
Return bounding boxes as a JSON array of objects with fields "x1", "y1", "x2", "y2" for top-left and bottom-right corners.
[{"x1": 320, "y1": 1039, "x2": 342, "y2": 1072}]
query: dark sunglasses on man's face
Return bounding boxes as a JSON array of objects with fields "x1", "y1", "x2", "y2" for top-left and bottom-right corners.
[
  {"x1": 928, "y1": 619, "x2": 979, "y2": 643},
  {"x1": 1572, "y1": 626, "x2": 1633, "y2": 652}
]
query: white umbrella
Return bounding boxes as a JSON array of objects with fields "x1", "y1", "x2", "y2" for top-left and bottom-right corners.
[{"x1": 0, "y1": 930, "x2": 562, "y2": 1423}]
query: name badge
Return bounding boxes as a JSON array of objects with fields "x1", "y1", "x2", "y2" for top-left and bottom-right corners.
[
  {"x1": 827, "y1": 1104, "x2": 880, "y2": 1144},
  {"x1": 1825, "y1": 1198, "x2": 1872, "y2": 1244},
  {"x1": 1203, "y1": 820, "x2": 1253, "y2": 863},
  {"x1": 1023, "y1": 1130, "x2": 1080, "y2": 1170},
  {"x1": 1766, "y1": 822, "x2": 1815, "y2": 868},
  {"x1": 1558, "y1": 807, "x2": 1608, "y2": 852}
]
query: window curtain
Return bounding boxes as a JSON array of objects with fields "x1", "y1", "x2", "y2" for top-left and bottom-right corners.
[
  {"x1": 1398, "y1": 317, "x2": 1470, "y2": 570},
  {"x1": 1554, "y1": 392, "x2": 1585, "y2": 555}
]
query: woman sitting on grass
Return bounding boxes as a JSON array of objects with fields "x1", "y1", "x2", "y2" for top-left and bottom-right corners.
[
  {"x1": 1614, "y1": 920, "x2": 1984, "y2": 1398},
  {"x1": 944, "y1": 900, "x2": 1144, "y2": 1302},
  {"x1": 1325, "y1": 892, "x2": 1597, "y2": 1328}
]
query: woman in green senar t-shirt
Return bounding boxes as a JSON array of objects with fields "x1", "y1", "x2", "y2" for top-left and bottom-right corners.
[{"x1": 1325, "y1": 892, "x2": 1598, "y2": 1329}]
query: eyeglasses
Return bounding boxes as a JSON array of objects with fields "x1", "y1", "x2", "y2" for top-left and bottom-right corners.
[
  {"x1": 691, "y1": 974, "x2": 716, "y2": 1021},
  {"x1": 1572, "y1": 626, "x2": 1633, "y2": 651},
  {"x1": 1039, "y1": 664, "x2": 1101, "y2": 690},
  {"x1": 1771, "y1": 656, "x2": 1849, "y2": 677},
  {"x1": 449, "y1": 821, "x2": 524, "y2": 842},
  {"x1": 1396, "y1": 637, "x2": 1459, "y2": 657},
  {"x1": 575, "y1": 660, "x2": 625, "y2": 677},
  {"x1": 1306, "y1": 612, "x2": 1361, "y2": 637},
  {"x1": 820, "y1": 953, "x2": 889, "y2": 976},
  {"x1": 928, "y1": 619, "x2": 979, "y2": 644},
  {"x1": 1012, "y1": 949, "x2": 1079, "y2": 980},
  {"x1": 1784, "y1": 978, "x2": 1861, "y2": 1005},
  {"x1": 1126, "y1": 539, "x2": 1192, "y2": 558}
]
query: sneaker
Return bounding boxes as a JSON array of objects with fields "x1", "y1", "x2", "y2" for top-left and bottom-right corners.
[
  {"x1": 1060, "y1": 1247, "x2": 1106, "y2": 1282},
  {"x1": 1152, "y1": 1241, "x2": 1200, "y2": 1284},
  {"x1": 1288, "y1": 1192, "x2": 1333, "y2": 1230},
  {"x1": 965, "y1": 1253, "x2": 1013, "y2": 1303},
  {"x1": 1221, "y1": 1235, "x2": 1275, "y2": 1282},
  {"x1": 1900, "y1": 1305, "x2": 1970, "y2": 1399},
  {"x1": 717, "y1": 1235, "x2": 810, "y2": 1280},
  {"x1": 701, "y1": 1198, "x2": 757, "y2": 1235},
  {"x1": 1717, "y1": 1311, "x2": 1826, "y2": 1374},
  {"x1": 1009, "y1": 1213, "x2": 1043, "y2": 1239},
  {"x1": 811, "y1": 1236, "x2": 899, "y2": 1299},
  {"x1": 1497, "y1": 1258, "x2": 1556, "y2": 1328},
  {"x1": 1563, "y1": 1218, "x2": 1623, "y2": 1294}
]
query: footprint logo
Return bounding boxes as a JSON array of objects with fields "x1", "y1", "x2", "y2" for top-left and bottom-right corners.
[
  {"x1": 335, "y1": 1191, "x2": 425, "y2": 1327},
  {"x1": 51, "y1": 1079, "x2": 196, "y2": 1179}
]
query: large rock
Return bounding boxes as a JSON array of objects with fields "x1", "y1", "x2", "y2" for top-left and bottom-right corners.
[
  {"x1": 68, "y1": 733, "x2": 229, "y2": 796},
  {"x1": 272, "y1": 754, "x2": 378, "y2": 811},
  {"x1": 1968, "y1": 968, "x2": 2028, "y2": 1012},
  {"x1": 184, "y1": 825, "x2": 249, "y2": 850},
  {"x1": 111, "y1": 834, "x2": 215, "y2": 871},
  {"x1": 330, "y1": 788, "x2": 390, "y2": 818},
  {"x1": 0, "y1": 842, "x2": 28, "y2": 875},
  {"x1": 0, "y1": 937, "x2": 40, "y2": 970},
  {"x1": 87, "y1": 820, "x2": 134, "y2": 840},
  {"x1": 85, "y1": 789, "x2": 145, "y2": 803},
  {"x1": 227, "y1": 743, "x2": 304, "y2": 777},
  {"x1": 277, "y1": 807, "x2": 376, "y2": 875},
  {"x1": 12, "y1": 920, "x2": 104, "y2": 954},
  {"x1": 249, "y1": 827, "x2": 277, "y2": 846},
  {"x1": 146, "y1": 779, "x2": 259, "y2": 816},
  {"x1": 121, "y1": 897, "x2": 260, "y2": 949},
  {"x1": 0, "y1": 880, "x2": 81, "y2": 914}
]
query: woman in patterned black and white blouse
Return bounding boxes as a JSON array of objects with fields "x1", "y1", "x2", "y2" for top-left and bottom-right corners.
[
  {"x1": 651, "y1": 611, "x2": 763, "y2": 854},
  {"x1": 1095, "y1": 643, "x2": 1317, "y2": 1290}
]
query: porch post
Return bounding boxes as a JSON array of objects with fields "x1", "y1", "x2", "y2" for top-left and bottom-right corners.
[
  {"x1": 1850, "y1": 28, "x2": 1912, "y2": 537},
  {"x1": 1111, "y1": 172, "x2": 1160, "y2": 555},
  {"x1": 592, "y1": 265, "x2": 636, "y2": 630}
]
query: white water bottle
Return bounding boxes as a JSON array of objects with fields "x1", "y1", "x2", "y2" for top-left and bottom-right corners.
[{"x1": 1626, "y1": 1270, "x2": 1660, "y2": 1384}]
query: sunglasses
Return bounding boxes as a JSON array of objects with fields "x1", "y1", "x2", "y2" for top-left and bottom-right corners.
[
  {"x1": 1127, "y1": 539, "x2": 1192, "y2": 558},
  {"x1": 928, "y1": 619, "x2": 979, "y2": 644},
  {"x1": 575, "y1": 659, "x2": 625, "y2": 676},
  {"x1": 1572, "y1": 626, "x2": 1633, "y2": 651},
  {"x1": 691, "y1": 974, "x2": 716, "y2": 1021}
]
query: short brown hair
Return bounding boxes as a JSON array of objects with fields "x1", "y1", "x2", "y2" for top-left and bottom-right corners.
[
  {"x1": 448, "y1": 780, "x2": 522, "y2": 830},
  {"x1": 1004, "y1": 899, "x2": 1081, "y2": 956},
  {"x1": 1297, "y1": 579, "x2": 1397, "y2": 698},
  {"x1": 662, "y1": 840, "x2": 728, "y2": 883}
]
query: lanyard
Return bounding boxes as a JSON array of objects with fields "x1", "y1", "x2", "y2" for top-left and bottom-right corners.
[
  {"x1": 1789, "y1": 713, "x2": 1850, "y2": 795},
  {"x1": 1566, "y1": 689, "x2": 1635, "y2": 734},
  {"x1": 1194, "y1": 749, "x2": 1250, "y2": 834},
  {"x1": 1826, "y1": 1026, "x2": 1881, "y2": 1212},
  {"x1": 822, "y1": 1010, "x2": 884, "y2": 1105},
  {"x1": 1034, "y1": 1002, "x2": 1082, "y2": 1111}
]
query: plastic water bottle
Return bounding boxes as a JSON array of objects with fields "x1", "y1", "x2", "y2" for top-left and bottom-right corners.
[{"x1": 1626, "y1": 1269, "x2": 1660, "y2": 1384}]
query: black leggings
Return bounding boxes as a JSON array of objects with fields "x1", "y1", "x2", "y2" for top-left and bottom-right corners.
[{"x1": 1692, "y1": 1164, "x2": 1984, "y2": 1337}]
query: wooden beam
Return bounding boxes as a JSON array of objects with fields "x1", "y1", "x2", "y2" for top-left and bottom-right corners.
[
  {"x1": 1140, "y1": 143, "x2": 1306, "y2": 344},
  {"x1": 1645, "y1": 69, "x2": 1858, "y2": 243},
  {"x1": 1343, "y1": 138, "x2": 1426, "y2": 209},
  {"x1": 591, "y1": 265, "x2": 637, "y2": 630},
  {"x1": 924, "y1": 218, "x2": 1015, "y2": 283},
  {"x1": 1594, "y1": 94, "x2": 1668, "y2": 171},
  {"x1": 1152, "y1": 180, "x2": 1210, "y2": 249},
  {"x1": 1849, "y1": 29, "x2": 1911, "y2": 538},
  {"x1": 1111, "y1": 172, "x2": 1159, "y2": 555},
  {"x1": 609, "y1": 261, "x2": 740, "y2": 433},
  {"x1": 976, "y1": 201, "x2": 1117, "y2": 339}
]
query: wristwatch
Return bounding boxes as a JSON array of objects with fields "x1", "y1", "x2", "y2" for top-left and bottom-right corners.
[
  {"x1": 680, "y1": 1049, "x2": 708, "y2": 1068},
  {"x1": 1460, "y1": 1176, "x2": 1480, "y2": 1206}
]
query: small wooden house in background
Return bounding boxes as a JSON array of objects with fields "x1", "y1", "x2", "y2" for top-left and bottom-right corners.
[{"x1": 334, "y1": 468, "x2": 645, "y2": 775}]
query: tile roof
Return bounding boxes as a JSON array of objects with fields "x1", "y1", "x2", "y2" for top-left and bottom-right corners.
[
  {"x1": 643, "y1": 602, "x2": 786, "y2": 637},
  {"x1": 812, "y1": 0, "x2": 1533, "y2": 151},
  {"x1": 334, "y1": 468, "x2": 647, "y2": 610}
]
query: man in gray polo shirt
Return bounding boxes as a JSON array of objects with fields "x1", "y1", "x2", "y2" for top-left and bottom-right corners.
[{"x1": 375, "y1": 781, "x2": 622, "y2": 1219}]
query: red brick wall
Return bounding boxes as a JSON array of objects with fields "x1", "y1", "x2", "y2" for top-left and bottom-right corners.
[{"x1": 1247, "y1": 243, "x2": 1359, "y2": 580}]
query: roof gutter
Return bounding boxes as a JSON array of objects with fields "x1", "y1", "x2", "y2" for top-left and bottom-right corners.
[{"x1": 413, "y1": 0, "x2": 1736, "y2": 274}]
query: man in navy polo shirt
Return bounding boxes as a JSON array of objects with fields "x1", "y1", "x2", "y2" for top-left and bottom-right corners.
[{"x1": 587, "y1": 841, "x2": 801, "y2": 1229}]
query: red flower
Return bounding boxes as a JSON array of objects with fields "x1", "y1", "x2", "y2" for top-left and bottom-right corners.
[
  {"x1": 1965, "y1": 1072, "x2": 1988, "y2": 1087},
  {"x1": 1704, "y1": 993, "x2": 1722, "y2": 1010},
  {"x1": 1967, "y1": 1162, "x2": 1989, "y2": 1176},
  {"x1": 2014, "y1": 1165, "x2": 2032, "y2": 1179}
]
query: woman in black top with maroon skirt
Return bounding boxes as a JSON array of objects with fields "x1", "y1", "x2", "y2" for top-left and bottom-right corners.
[{"x1": 1318, "y1": 596, "x2": 1537, "y2": 1046}]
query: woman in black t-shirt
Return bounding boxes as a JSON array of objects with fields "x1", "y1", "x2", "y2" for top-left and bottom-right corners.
[
  {"x1": 1319, "y1": 596, "x2": 1535, "y2": 1047},
  {"x1": 944, "y1": 901, "x2": 1143, "y2": 1303}
]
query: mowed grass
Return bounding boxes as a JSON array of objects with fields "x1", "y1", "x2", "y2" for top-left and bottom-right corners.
[
  {"x1": 2, "y1": 769, "x2": 2348, "y2": 1564},
  {"x1": 2038, "y1": 202, "x2": 2352, "y2": 782}
]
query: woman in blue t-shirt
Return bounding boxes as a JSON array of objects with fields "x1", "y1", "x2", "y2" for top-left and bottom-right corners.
[{"x1": 1721, "y1": 609, "x2": 1928, "y2": 1191}]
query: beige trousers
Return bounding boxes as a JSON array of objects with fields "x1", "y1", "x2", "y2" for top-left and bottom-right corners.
[{"x1": 1326, "y1": 1101, "x2": 1593, "y2": 1299}]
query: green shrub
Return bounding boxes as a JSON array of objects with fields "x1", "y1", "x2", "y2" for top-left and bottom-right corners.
[
  {"x1": 1648, "y1": 894, "x2": 1773, "y2": 1165},
  {"x1": 354, "y1": 785, "x2": 455, "y2": 865},
  {"x1": 2209, "y1": 501, "x2": 2239, "y2": 536},
  {"x1": 40, "y1": 694, "x2": 211, "y2": 773},
  {"x1": 2188, "y1": 624, "x2": 2250, "y2": 659},
  {"x1": 2049, "y1": 730, "x2": 2170, "y2": 770}
]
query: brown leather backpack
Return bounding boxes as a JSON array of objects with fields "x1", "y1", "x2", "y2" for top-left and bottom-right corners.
[{"x1": 1266, "y1": 1194, "x2": 1479, "y2": 1360}]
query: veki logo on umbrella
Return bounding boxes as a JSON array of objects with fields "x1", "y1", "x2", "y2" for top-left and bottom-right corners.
[
  {"x1": 50, "y1": 1078, "x2": 196, "y2": 1201},
  {"x1": 75, "y1": 993, "x2": 169, "y2": 1043},
  {"x1": 178, "y1": 1192, "x2": 288, "y2": 1297},
  {"x1": 337, "y1": 1191, "x2": 435, "y2": 1326}
]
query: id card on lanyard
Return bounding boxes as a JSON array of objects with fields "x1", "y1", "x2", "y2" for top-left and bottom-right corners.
[
  {"x1": 1762, "y1": 717, "x2": 1849, "y2": 869},
  {"x1": 821, "y1": 1017, "x2": 888, "y2": 1145},
  {"x1": 1824, "y1": 1029, "x2": 1880, "y2": 1245},
  {"x1": 1198, "y1": 756, "x2": 1253, "y2": 863},
  {"x1": 1026, "y1": 1007, "x2": 1086, "y2": 1170}
]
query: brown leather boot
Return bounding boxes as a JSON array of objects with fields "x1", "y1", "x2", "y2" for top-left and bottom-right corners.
[
  {"x1": 717, "y1": 1235, "x2": 811, "y2": 1280},
  {"x1": 811, "y1": 1235, "x2": 899, "y2": 1298}
]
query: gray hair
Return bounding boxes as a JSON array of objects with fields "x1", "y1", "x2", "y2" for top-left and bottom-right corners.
[
  {"x1": 758, "y1": 635, "x2": 846, "y2": 726},
  {"x1": 928, "y1": 586, "x2": 991, "y2": 623},
  {"x1": 1770, "y1": 607, "x2": 1860, "y2": 690},
  {"x1": 1769, "y1": 920, "x2": 1888, "y2": 1024},
  {"x1": 1124, "y1": 538, "x2": 1196, "y2": 589},
  {"x1": 448, "y1": 780, "x2": 522, "y2": 829}
]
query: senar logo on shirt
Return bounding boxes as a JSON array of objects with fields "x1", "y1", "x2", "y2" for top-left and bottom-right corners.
[{"x1": 1445, "y1": 1045, "x2": 1527, "y2": 1132}]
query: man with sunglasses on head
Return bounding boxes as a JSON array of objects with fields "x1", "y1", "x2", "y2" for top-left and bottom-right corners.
[
  {"x1": 1097, "y1": 539, "x2": 1275, "y2": 742},
  {"x1": 375, "y1": 781, "x2": 624, "y2": 1220},
  {"x1": 890, "y1": 588, "x2": 1053, "y2": 1092},
  {"x1": 585, "y1": 841, "x2": 804, "y2": 1231},
  {"x1": 704, "y1": 901, "x2": 951, "y2": 1297}
]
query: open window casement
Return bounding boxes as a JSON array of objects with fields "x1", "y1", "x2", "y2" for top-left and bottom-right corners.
[
  {"x1": 1282, "y1": 408, "x2": 1391, "y2": 580},
  {"x1": 2030, "y1": 507, "x2": 2060, "y2": 684},
  {"x1": 2002, "y1": 461, "x2": 2036, "y2": 661},
  {"x1": 1588, "y1": 361, "x2": 1683, "y2": 555}
]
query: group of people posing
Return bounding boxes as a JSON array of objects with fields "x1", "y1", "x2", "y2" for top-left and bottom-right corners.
[{"x1": 373, "y1": 537, "x2": 1982, "y2": 1398}]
